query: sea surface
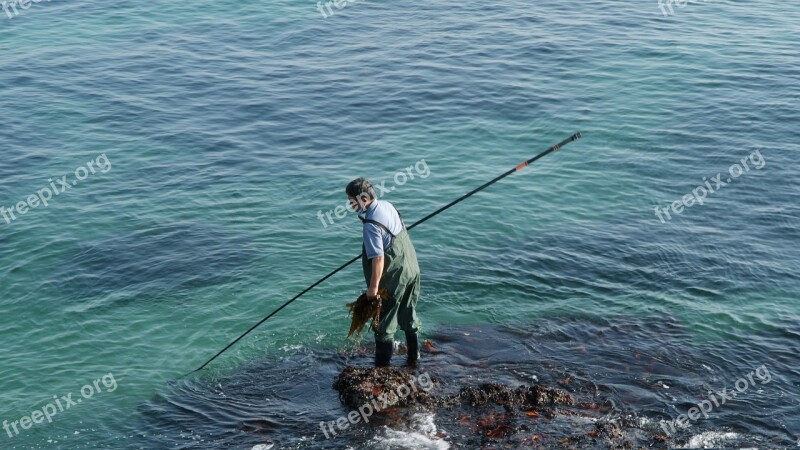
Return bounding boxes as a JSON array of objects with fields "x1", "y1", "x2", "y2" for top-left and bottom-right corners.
[{"x1": 0, "y1": 0, "x2": 798, "y2": 448}]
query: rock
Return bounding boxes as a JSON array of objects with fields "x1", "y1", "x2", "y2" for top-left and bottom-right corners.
[
  {"x1": 525, "y1": 384, "x2": 575, "y2": 406},
  {"x1": 331, "y1": 365, "x2": 665, "y2": 448},
  {"x1": 332, "y1": 366, "x2": 436, "y2": 410}
]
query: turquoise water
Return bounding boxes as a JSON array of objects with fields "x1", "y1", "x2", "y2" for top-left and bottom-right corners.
[{"x1": 1, "y1": 0, "x2": 798, "y2": 448}]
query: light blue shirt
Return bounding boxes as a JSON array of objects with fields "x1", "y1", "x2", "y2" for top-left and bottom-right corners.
[{"x1": 359, "y1": 200, "x2": 404, "y2": 260}]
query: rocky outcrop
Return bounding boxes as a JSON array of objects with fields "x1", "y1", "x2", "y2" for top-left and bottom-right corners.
[{"x1": 332, "y1": 365, "x2": 668, "y2": 449}]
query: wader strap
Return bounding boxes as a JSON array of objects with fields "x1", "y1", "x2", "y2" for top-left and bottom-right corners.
[
  {"x1": 358, "y1": 205, "x2": 406, "y2": 237},
  {"x1": 359, "y1": 217, "x2": 396, "y2": 237},
  {"x1": 394, "y1": 205, "x2": 406, "y2": 230}
]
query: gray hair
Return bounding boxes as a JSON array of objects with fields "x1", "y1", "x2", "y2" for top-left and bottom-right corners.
[{"x1": 345, "y1": 178, "x2": 376, "y2": 202}]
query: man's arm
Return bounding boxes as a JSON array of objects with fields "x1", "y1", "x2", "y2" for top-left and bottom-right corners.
[
  {"x1": 367, "y1": 255, "x2": 384, "y2": 299},
  {"x1": 363, "y1": 222, "x2": 386, "y2": 298}
]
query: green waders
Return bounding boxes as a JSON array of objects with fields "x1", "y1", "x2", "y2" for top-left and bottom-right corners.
[{"x1": 362, "y1": 227, "x2": 421, "y2": 365}]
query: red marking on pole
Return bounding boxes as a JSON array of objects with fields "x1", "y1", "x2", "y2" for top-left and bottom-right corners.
[{"x1": 515, "y1": 162, "x2": 528, "y2": 171}]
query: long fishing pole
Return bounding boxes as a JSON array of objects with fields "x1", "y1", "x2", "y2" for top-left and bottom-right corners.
[{"x1": 187, "y1": 132, "x2": 582, "y2": 376}]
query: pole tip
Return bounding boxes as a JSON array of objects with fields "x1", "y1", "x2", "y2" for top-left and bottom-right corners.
[{"x1": 574, "y1": 132, "x2": 582, "y2": 140}]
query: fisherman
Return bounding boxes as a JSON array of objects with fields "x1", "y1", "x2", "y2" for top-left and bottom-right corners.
[{"x1": 346, "y1": 177, "x2": 421, "y2": 367}]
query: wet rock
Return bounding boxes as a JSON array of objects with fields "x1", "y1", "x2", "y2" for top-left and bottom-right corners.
[
  {"x1": 332, "y1": 365, "x2": 666, "y2": 449},
  {"x1": 332, "y1": 366, "x2": 436, "y2": 410},
  {"x1": 456, "y1": 383, "x2": 574, "y2": 409},
  {"x1": 525, "y1": 384, "x2": 575, "y2": 406},
  {"x1": 595, "y1": 420, "x2": 626, "y2": 440},
  {"x1": 458, "y1": 383, "x2": 526, "y2": 408}
]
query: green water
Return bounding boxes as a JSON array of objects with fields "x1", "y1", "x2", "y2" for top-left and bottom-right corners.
[{"x1": 1, "y1": 0, "x2": 798, "y2": 447}]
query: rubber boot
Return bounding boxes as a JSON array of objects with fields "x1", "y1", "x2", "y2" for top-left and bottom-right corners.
[
  {"x1": 405, "y1": 331, "x2": 419, "y2": 366},
  {"x1": 375, "y1": 340, "x2": 393, "y2": 367}
]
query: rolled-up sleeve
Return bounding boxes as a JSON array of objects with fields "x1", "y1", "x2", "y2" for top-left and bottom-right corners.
[{"x1": 363, "y1": 223, "x2": 385, "y2": 259}]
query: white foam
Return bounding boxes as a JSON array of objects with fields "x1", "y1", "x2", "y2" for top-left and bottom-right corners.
[
  {"x1": 681, "y1": 431, "x2": 739, "y2": 448},
  {"x1": 370, "y1": 413, "x2": 449, "y2": 450},
  {"x1": 411, "y1": 412, "x2": 440, "y2": 435},
  {"x1": 251, "y1": 443, "x2": 274, "y2": 450}
]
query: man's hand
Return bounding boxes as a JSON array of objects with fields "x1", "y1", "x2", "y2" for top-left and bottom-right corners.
[
  {"x1": 367, "y1": 255, "x2": 385, "y2": 299},
  {"x1": 367, "y1": 285, "x2": 379, "y2": 299}
]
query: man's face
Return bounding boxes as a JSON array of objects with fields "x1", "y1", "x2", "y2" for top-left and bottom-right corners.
[
  {"x1": 348, "y1": 195, "x2": 371, "y2": 212},
  {"x1": 348, "y1": 196, "x2": 362, "y2": 212}
]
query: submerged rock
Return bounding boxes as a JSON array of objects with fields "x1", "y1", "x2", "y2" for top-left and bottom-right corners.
[{"x1": 332, "y1": 365, "x2": 668, "y2": 449}]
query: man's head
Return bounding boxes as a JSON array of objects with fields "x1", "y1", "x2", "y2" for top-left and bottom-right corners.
[{"x1": 346, "y1": 177, "x2": 376, "y2": 212}]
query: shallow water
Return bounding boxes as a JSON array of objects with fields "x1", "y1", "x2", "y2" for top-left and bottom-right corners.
[
  {"x1": 136, "y1": 319, "x2": 799, "y2": 449},
  {"x1": 1, "y1": 0, "x2": 799, "y2": 448}
]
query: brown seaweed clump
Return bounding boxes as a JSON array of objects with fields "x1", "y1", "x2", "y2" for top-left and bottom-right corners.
[{"x1": 345, "y1": 289, "x2": 388, "y2": 339}]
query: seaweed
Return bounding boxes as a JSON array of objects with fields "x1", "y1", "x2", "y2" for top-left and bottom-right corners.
[{"x1": 345, "y1": 289, "x2": 388, "y2": 339}]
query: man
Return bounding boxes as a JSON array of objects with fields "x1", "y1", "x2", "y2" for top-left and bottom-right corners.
[{"x1": 346, "y1": 177, "x2": 421, "y2": 367}]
